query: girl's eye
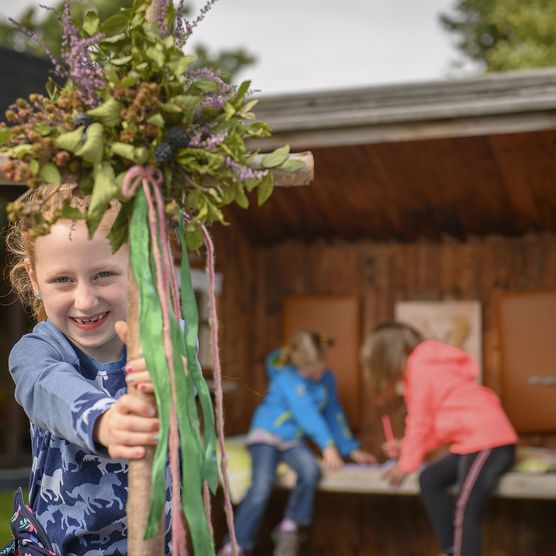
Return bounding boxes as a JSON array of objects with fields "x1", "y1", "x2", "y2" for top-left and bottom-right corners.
[
  {"x1": 96, "y1": 271, "x2": 113, "y2": 279},
  {"x1": 54, "y1": 276, "x2": 71, "y2": 284}
]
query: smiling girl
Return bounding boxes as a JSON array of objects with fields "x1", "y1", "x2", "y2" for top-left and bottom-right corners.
[{"x1": 6, "y1": 184, "x2": 163, "y2": 555}]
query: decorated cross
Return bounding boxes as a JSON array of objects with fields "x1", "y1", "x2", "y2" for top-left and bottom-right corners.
[{"x1": 0, "y1": 1, "x2": 313, "y2": 556}]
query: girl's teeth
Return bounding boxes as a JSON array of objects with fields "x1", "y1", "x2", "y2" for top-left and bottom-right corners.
[{"x1": 75, "y1": 312, "x2": 106, "y2": 324}]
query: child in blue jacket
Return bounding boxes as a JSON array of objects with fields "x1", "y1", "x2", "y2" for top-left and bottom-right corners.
[{"x1": 219, "y1": 331, "x2": 376, "y2": 556}]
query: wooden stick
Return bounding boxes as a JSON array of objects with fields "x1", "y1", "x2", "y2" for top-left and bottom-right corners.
[
  {"x1": 125, "y1": 5, "x2": 166, "y2": 556},
  {"x1": 252, "y1": 151, "x2": 314, "y2": 186},
  {"x1": 126, "y1": 273, "x2": 165, "y2": 555}
]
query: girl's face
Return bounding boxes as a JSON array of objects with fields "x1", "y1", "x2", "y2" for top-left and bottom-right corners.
[
  {"x1": 298, "y1": 357, "x2": 327, "y2": 381},
  {"x1": 26, "y1": 220, "x2": 129, "y2": 362}
]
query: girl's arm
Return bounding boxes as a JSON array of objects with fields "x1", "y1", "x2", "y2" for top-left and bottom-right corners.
[
  {"x1": 10, "y1": 335, "x2": 119, "y2": 455},
  {"x1": 321, "y1": 371, "x2": 361, "y2": 457},
  {"x1": 280, "y1": 373, "x2": 336, "y2": 453},
  {"x1": 397, "y1": 366, "x2": 437, "y2": 472}
]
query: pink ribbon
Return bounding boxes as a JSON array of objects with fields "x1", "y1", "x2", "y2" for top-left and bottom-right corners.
[{"x1": 122, "y1": 165, "x2": 164, "y2": 199}]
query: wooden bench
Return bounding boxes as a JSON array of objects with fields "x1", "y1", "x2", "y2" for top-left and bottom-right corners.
[{"x1": 275, "y1": 463, "x2": 556, "y2": 500}]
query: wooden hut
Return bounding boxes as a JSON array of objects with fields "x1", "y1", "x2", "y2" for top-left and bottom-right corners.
[
  {"x1": 211, "y1": 68, "x2": 556, "y2": 555},
  {"x1": 1, "y1": 67, "x2": 555, "y2": 553}
]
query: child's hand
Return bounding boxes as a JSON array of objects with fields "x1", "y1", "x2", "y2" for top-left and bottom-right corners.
[
  {"x1": 94, "y1": 394, "x2": 159, "y2": 460},
  {"x1": 349, "y1": 449, "x2": 377, "y2": 465},
  {"x1": 124, "y1": 355, "x2": 155, "y2": 394},
  {"x1": 382, "y1": 462, "x2": 408, "y2": 487},
  {"x1": 382, "y1": 439, "x2": 401, "y2": 459},
  {"x1": 115, "y1": 321, "x2": 154, "y2": 395},
  {"x1": 322, "y1": 446, "x2": 344, "y2": 472}
]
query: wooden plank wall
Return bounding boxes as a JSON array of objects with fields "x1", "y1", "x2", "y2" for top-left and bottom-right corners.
[{"x1": 212, "y1": 228, "x2": 556, "y2": 555}]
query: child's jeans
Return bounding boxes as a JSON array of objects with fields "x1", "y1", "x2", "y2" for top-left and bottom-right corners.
[
  {"x1": 230, "y1": 442, "x2": 322, "y2": 552},
  {"x1": 418, "y1": 444, "x2": 515, "y2": 556}
]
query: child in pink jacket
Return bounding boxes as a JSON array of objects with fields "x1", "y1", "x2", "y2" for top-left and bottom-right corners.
[{"x1": 361, "y1": 321, "x2": 517, "y2": 556}]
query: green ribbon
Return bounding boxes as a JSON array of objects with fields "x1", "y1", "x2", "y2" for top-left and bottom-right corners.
[
  {"x1": 130, "y1": 190, "x2": 216, "y2": 554},
  {"x1": 177, "y1": 213, "x2": 219, "y2": 493}
]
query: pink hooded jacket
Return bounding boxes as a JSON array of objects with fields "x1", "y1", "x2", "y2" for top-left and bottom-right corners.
[{"x1": 398, "y1": 340, "x2": 517, "y2": 472}]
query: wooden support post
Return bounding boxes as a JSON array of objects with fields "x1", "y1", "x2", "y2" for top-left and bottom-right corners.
[{"x1": 126, "y1": 274, "x2": 165, "y2": 555}]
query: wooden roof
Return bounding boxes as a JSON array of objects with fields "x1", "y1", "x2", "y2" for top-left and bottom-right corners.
[
  {"x1": 227, "y1": 70, "x2": 556, "y2": 244},
  {"x1": 230, "y1": 130, "x2": 556, "y2": 243},
  {"x1": 254, "y1": 68, "x2": 556, "y2": 148}
]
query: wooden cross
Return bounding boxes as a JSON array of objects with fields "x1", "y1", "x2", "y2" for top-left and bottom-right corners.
[{"x1": 0, "y1": 2, "x2": 313, "y2": 553}]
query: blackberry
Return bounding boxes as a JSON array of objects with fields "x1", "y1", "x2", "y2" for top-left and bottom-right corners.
[
  {"x1": 73, "y1": 113, "x2": 94, "y2": 128},
  {"x1": 153, "y1": 142, "x2": 174, "y2": 165},
  {"x1": 165, "y1": 127, "x2": 190, "y2": 149}
]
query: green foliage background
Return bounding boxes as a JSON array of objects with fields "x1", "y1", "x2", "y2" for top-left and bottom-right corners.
[
  {"x1": 0, "y1": 0, "x2": 254, "y2": 83},
  {"x1": 441, "y1": 0, "x2": 556, "y2": 71}
]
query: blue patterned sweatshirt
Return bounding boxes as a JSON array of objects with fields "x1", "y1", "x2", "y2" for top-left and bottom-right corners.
[{"x1": 9, "y1": 320, "x2": 170, "y2": 556}]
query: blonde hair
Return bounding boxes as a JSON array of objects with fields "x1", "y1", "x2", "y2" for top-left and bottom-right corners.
[
  {"x1": 280, "y1": 330, "x2": 334, "y2": 369},
  {"x1": 6, "y1": 184, "x2": 120, "y2": 322},
  {"x1": 360, "y1": 321, "x2": 423, "y2": 384}
]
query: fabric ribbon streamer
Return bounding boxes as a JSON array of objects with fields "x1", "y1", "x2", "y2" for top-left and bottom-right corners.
[{"x1": 123, "y1": 165, "x2": 228, "y2": 555}]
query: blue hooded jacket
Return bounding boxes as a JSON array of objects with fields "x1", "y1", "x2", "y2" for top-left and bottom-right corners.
[{"x1": 249, "y1": 349, "x2": 360, "y2": 457}]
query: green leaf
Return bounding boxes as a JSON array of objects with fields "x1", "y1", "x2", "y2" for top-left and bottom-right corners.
[
  {"x1": 167, "y1": 56, "x2": 195, "y2": 79},
  {"x1": 193, "y1": 79, "x2": 220, "y2": 93},
  {"x1": 234, "y1": 186, "x2": 249, "y2": 209},
  {"x1": 257, "y1": 173, "x2": 274, "y2": 206},
  {"x1": 111, "y1": 55, "x2": 133, "y2": 66},
  {"x1": 83, "y1": 10, "x2": 100, "y2": 36},
  {"x1": 262, "y1": 145, "x2": 290, "y2": 169},
  {"x1": 119, "y1": 71, "x2": 141, "y2": 88},
  {"x1": 279, "y1": 158, "x2": 304, "y2": 172},
  {"x1": 87, "y1": 98, "x2": 122, "y2": 128},
  {"x1": 111, "y1": 142, "x2": 149, "y2": 164},
  {"x1": 101, "y1": 32, "x2": 127, "y2": 44},
  {"x1": 76, "y1": 123, "x2": 104, "y2": 165},
  {"x1": 39, "y1": 163, "x2": 61, "y2": 185},
  {"x1": 233, "y1": 80, "x2": 251, "y2": 107},
  {"x1": 56, "y1": 126, "x2": 85, "y2": 153},
  {"x1": 100, "y1": 14, "x2": 129, "y2": 36},
  {"x1": 35, "y1": 124, "x2": 53, "y2": 136},
  {"x1": 87, "y1": 163, "x2": 119, "y2": 237},
  {"x1": 107, "y1": 200, "x2": 132, "y2": 252},
  {"x1": 78, "y1": 173, "x2": 94, "y2": 195},
  {"x1": 240, "y1": 99, "x2": 259, "y2": 115},
  {"x1": 59, "y1": 201, "x2": 85, "y2": 220},
  {"x1": 29, "y1": 159, "x2": 40, "y2": 176},
  {"x1": 185, "y1": 223, "x2": 204, "y2": 251},
  {"x1": 147, "y1": 113, "x2": 165, "y2": 127},
  {"x1": 160, "y1": 102, "x2": 182, "y2": 113},
  {"x1": 146, "y1": 46, "x2": 165, "y2": 67},
  {"x1": 11, "y1": 145, "x2": 34, "y2": 158},
  {"x1": 171, "y1": 95, "x2": 200, "y2": 123},
  {"x1": 224, "y1": 103, "x2": 235, "y2": 120},
  {"x1": 0, "y1": 127, "x2": 11, "y2": 144}
]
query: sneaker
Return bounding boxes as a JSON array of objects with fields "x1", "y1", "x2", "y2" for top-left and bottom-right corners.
[{"x1": 272, "y1": 528, "x2": 302, "y2": 556}]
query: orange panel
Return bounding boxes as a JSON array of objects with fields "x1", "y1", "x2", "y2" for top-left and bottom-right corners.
[
  {"x1": 498, "y1": 290, "x2": 556, "y2": 433},
  {"x1": 282, "y1": 295, "x2": 361, "y2": 428}
]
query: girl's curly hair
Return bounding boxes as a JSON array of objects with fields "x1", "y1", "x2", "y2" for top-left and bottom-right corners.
[{"x1": 5, "y1": 184, "x2": 119, "y2": 321}]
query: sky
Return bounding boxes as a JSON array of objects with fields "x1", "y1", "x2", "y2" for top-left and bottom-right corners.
[{"x1": 0, "y1": 0, "x2": 477, "y2": 96}]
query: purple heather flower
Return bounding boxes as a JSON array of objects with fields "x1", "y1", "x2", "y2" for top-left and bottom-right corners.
[
  {"x1": 8, "y1": 17, "x2": 66, "y2": 78},
  {"x1": 186, "y1": 67, "x2": 233, "y2": 110},
  {"x1": 176, "y1": 0, "x2": 220, "y2": 46},
  {"x1": 226, "y1": 157, "x2": 268, "y2": 181},
  {"x1": 189, "y1": 130, "x2": 228, "y2": 149},
  {"x1": 60, "y1": 1, "x2": 105, "y2": 107},
  {"x1": 157, "y1": 0, "x2": 170, "y2": 37}
]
